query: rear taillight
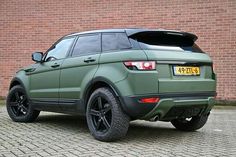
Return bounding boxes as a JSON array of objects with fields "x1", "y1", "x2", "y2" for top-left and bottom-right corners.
[{"x1": 123, "y1": 61, "x2": 156, "y2": 70}]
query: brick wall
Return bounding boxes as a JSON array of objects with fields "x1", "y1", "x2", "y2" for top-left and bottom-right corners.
[{"x1": 0, "y1": 0, "x2": 236, "y2": 101}]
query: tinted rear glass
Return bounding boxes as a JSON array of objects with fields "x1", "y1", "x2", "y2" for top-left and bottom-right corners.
[
  {"x1": 102, "y1": 33, "x2": 131, "y2": 52},
  {"x1": 130, "y1": 32, "x2": 203, "y2": 53}
]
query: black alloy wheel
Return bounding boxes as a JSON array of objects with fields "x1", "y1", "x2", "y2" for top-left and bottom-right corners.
[
  {"x1": 8, "y1": 90, "x2": 29, "y2": 116},
  {"x1": 6, "y1": 85, "x2": 40, "y2": 122},
  {"x1": 89, "y1": 96, "x2": 112, "y2": 133},
  {"x1": 86, "y1": 87, "x2": 130, "y2": 141}
]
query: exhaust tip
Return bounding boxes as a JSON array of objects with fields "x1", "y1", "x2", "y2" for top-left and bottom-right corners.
[{"x1": 150, "y1": 115, "x2": 160, "y2": 122}]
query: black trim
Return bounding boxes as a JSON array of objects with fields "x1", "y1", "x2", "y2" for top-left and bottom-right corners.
[
  {"x1": 161, "y1": 105, "x2": 206, "y2": 120},
  {"x1": 31, "y1": 99, "x2": 59, "y2": 112},
  {"x1": 67, "y1": 35, "x2": 79, "y2": 57},
  {"x1": 92, "y1": 77, "x2": 120, "y2": 96},
  {"x1": 119, "y1": 96, "x2": 156, "y2": 118},
  {"x1": 128, "y1": 91, "x2": 216, "y2": 99},
  {"x1": 31, "y1": 98, "x2": 84, "y2": 115},
  {"x1": 82, "y1": 77, "x2": 121, "y2": 114},
  {"x1": 9, "y1": 78, "x2": 24, "y2": 90},
  {"x1": 120, "y1": 91, "x2": 216, "y2": 118},
  {"x1": 31, "y1": 98, "x2": 58, "y2": 104},
  {"x1": 59, "y1": 99, "x2": 84, "y2": 114},
  {"x1": 126, "y1": 29, "x2": 197, "y2": 41},
  {"x1": 83, "y1": 77, "x2": 120, "y2": 101},
  {"x1": 157, "y1": 60, "x2": 212, "y2": 66}
]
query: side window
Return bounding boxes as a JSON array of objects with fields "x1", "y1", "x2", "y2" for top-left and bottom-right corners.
[
  {"x1": 45, "y1": 37, "x2": 75, "y2": 61},
  {"x1": 102, "y1": 33, "x2": 131, "y2": 52},
  {"x1": 72, "y1": 34, "x2": 101, "y2": 57}
]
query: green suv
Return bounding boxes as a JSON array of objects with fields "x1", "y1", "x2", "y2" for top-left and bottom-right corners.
[{"x1": 7, "y1": 29, "x2": 216, "y2": 141}]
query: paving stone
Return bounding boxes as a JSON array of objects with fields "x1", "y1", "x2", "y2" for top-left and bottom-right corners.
[{"x1": 0, "y1": 106, "x2": 236, "y2": 156}]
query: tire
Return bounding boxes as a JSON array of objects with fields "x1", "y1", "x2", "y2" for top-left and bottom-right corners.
[
  {"x1": 6, "y1": 85, "x2": 40, "y2": 122},
  {"x1": 86, "y1": 87, "x2": 130, "y2": 142},
  {"x1": 171, "y1": 114, "x2": 209, "y2": 131}
]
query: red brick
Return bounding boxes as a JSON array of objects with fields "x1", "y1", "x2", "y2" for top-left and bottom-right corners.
[{"x1": 0, "y1": 0, "x2": 236, "y2": 101}]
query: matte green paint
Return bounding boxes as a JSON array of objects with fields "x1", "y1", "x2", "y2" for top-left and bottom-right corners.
[
  {"x1": 59, "y1": 54, "x2": 100, "y2": 100},
  {"x1": 11, "y1": 40, "x2": 216, "y2": 120},
  {"x1": 144, "y1": 50, "x2": 212, "y2": 62},
  {"x1": 14, "y1": 70, "x2": 30, "y2": 93},
  {"x1": 29, "y1": 59, "x2": 64, "y2": 99}
]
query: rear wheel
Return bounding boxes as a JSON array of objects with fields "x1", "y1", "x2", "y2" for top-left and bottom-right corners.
[
  {"x1": 171, "y1": 114, "x2": 209, "y2": 131},
  {"x1": 86, "y1": 87, "x2": 130, "y2": 141},
  {"x1": 6, "y1": 85, "x2": 40, "y2": 122}
]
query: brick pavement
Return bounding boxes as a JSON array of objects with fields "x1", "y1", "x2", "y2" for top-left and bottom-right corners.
[{"x1": 0, "y1": 106, "x2": 236, "y2": 157}]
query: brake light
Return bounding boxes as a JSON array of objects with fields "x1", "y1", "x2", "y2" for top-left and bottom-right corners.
[
  {"x1": 139, "y1": 97, "x2": 160, "y2": 103},
  {"x1": 124, "y1": 61, "x2": 156, "y2": 70}
]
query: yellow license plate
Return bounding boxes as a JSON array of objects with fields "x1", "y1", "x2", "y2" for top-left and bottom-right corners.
[{"x1": 173, "y1": 66, "x2": 200, "y2": 76}]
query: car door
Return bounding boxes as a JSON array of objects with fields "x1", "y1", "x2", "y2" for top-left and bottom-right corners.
[
  {"x1": 29, "y1": 36, "x2": 76, "y2": 108},
  {"x1": 59, "y1": 33, "x2": 101, "y2": 112}
]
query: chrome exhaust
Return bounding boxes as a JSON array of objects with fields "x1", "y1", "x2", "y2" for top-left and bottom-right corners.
[{"x1": 149, "y1": 115, "x2": 159, "y2": 122}]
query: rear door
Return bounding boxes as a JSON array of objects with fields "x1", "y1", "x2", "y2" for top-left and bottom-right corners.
[
  {"x1": 129, "y1": 31, "x2": 216, "y2": 94},
  {"x1": 59, "y1": 33, "x2": 101, "y2": 112}
]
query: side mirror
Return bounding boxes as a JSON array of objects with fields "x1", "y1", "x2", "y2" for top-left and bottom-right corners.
[{"x1": 32, "y1": 52, "x2": 43, "y2": 63}]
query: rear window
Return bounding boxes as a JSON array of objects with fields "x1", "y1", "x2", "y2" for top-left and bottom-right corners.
[
  {"x1": 102, "y1": 33, "x2": 131, "y2": 52},
  {"x1": 129, "y1": 32, "x2": 203, "y2": 53}
]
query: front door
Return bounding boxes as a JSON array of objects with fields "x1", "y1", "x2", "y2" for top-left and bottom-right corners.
[{"x1": 29, "y1": 37, "x2": 75, "y2": 107}]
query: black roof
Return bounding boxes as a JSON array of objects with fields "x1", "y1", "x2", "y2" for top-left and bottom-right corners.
[{"x1": 66, "y1": 28, "x2": 198, "y2": 41}]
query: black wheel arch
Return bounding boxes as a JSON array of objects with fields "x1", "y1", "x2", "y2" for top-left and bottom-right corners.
[
  {"x1": 9, "y1": 78, "x2": 26, "y2": 90},
  {"x1": 8, "y1": 78, "x2": 31, "y2": 101},
  {"x1": 82, "y1": 77, "x2": 125, "y2": 114}
]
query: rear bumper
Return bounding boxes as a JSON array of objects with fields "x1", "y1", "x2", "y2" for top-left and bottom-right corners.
[{"x1": 119, "y1": 91, "x2": 216, "y2": 120}]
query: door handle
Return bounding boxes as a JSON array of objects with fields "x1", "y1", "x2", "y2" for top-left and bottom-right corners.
[
  {"x1": 84, "y1": 57, "x2": 96, "y2": 63},
  {"x1": 51, "y1": 63, "x2": 60, "y2": 68}
]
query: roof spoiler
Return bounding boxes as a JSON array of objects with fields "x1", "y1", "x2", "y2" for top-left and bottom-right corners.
[{"x1": 126, "y1": 29, "x2": 198, "y2": 42}]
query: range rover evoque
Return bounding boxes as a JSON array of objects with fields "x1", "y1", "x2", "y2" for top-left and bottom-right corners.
[{"x1": 7, "y1": 28, "x2": 216, "y2": 141}]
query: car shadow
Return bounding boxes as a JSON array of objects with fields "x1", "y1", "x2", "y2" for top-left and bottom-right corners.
[
  {"x1": 35, "y1": 113, "x2": 201, "y2": 142},
  {"x1": 35, "y1": 113, "x2": 89, "y2": 133}
]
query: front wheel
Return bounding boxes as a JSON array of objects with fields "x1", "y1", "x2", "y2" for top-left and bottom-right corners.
[
  {"x1": 171, "y1": 114, "x2": 209, "y2": 131},
  {"x1": 6, "y1": 85, "x2": 40, "y2": 122},
  {"x1": 86, "y1": 87, "x2": 130, "y2": 142}
]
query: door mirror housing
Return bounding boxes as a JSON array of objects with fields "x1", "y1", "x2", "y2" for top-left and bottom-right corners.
[{"x1": 32, "y1": 52, "x2": 43, "y2": 63}]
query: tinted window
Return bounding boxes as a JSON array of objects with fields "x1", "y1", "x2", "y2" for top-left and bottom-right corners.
[
  {"x1": 102, "y1": 33, "x2": 131, "y2": 52},
  {"x1": 45, "y1": 37, "x2": 75, "y2": 61},
  {"x1": 130, "y1": 32, "x2": 203, "y2": 53},
  {"x1": 72, "y1": 34, "x2": 101, "y2": 56}
]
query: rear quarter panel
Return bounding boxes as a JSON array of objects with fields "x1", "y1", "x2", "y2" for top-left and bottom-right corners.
[{"x1": 96, "y1": 50, "x2": 147, "y2": 83}]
